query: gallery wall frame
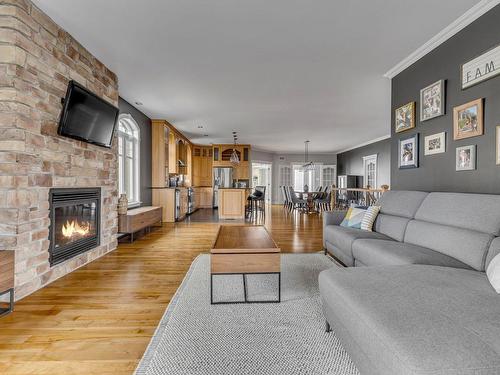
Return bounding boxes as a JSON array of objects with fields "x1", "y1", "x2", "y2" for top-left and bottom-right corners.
[
  {"x1": 420, "y1": 80, "x2": 445, "y2": 122},
  {"x1": 456, "y1": 145, "x2": 476, "y2": 171},
  {"x1": 453, "y1": 98, "x2": 484, "y2": 140},
  {"x1": 395, "y1": 102, "x2": 416, "y2": 133},
  {"x1": 424, "y1": 132, "x2": 446, "y2": 155},
  {"x1": 398, "y1": 133, "x2": 419, "y2": 169}
]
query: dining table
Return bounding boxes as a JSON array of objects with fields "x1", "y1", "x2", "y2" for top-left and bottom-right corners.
[{"x1": 295, "y1": 191, "x2": 323, "y2": 213}]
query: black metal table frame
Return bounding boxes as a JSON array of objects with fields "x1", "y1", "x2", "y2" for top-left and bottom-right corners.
[
  {"x1": 210, "y1": 272, "x2": 281, "y2": 304},
  {"x1": 0, "y1": 288, "x2": 14, "y2": 317}
]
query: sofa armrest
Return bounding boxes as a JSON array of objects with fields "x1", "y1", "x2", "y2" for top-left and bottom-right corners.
[{"x1": 323, "y1": 210, "x2": 347, "y2": 228}]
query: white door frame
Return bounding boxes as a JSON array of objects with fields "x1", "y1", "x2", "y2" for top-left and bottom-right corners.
[
  {"x1": 362, "y1": 154, "x2": 378, "y2": 189},
  {"x1": 278, "y1": 163, "x2": 292, "y2": 204},
  {"x1": 251, "y1": 161, "x2": 272, "y2": 203}
]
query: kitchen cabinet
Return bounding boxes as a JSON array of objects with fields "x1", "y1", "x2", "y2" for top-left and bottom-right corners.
[
  {"x1": 195, "y1": 187, "x2": 213, "y2": 208},
  {"x1": 152, "y1": 187, "x2": 189, "y2": 223},
  {"x1": 236, "y1": 164, "x2": 250, "y2": 180},
  {"x1": 152, "y1": 188, "x2": 175, "y2": 223},
  {"x1": 212, "y1": 144, "x2": 251, "y2": 169},
  {"x1": 151, "y1": 120, "x2": 169, "y2": 187},
  {"x1": 168, "y1": 131, "x2": 178, "y2": 174},
  {"x1": 218, "y1": 189, "x2": 246, "y2": 219},
  {"x1": 192, "y1": 146, "x2": 213, "y2": 186}
]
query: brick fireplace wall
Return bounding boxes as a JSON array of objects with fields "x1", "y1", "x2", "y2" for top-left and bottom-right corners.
[{"x1": 0, "y1": 0, "x2": 119, "y2": 299}]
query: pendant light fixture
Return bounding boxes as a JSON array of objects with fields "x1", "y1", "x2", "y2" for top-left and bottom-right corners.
[
  {"x1": 230, "y1": 131, "x2": 240, "y2": 164},
  {"x1": 302, "y1": 140, "x2": 315, "y2": 171}
]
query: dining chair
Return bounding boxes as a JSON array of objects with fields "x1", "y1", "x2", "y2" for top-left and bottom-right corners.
[
  {"x1": 315, "y1": 186, "x2": 332, "y2": 213},
  {"x1": 285, "y1": 186, "x2": 293, "y2": 211},
  {"x1": 281, "y1": 186, "x2": 289, "y2": 209},
  {"x1": 288, "y1": 186, "x2": 307, "y2": 211}
]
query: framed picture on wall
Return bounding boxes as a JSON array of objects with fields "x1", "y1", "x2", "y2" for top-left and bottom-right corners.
[
  {"x1": 399, "y1": 133, "x2": 419, "y2": 169},
  {"x1": 420, "y1": 80, "x2": 445, "y2": 121},
  {"x1": 453, "y1": 98, "x2": 483, "y2": 140},
  {"x1": 456, "y1": 145, "x2": 476, "y2": 171},
  {"x1": 424, "y1": 132, "x2": 446, "y2": 155},
  {"x1": 497, "y1": 125, "x2": 500, "y2": 165},
  {"x1": 395, "y1": 102, "x2": 415, "y2": 133}
]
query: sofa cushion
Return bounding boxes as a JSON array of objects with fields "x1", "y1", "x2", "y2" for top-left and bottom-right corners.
[
  {"x1": 414, "y1": 192, "x2": 500, "y2": 236},
  {"x1": 404, "y1": 220, "x2": 494, "y2": 271},
  {"x1": 324, "y1": 225, "x2": 391, "y2": 258},
  {"x1": 377, "y1": 190, "x2": 428, "y2": 218},
  {"x1": 324, "y1": 226, "x2": 391, "y2": 267},
  {"x1": 352, "y1": 239, "x2": 472, "y2": 269},
  {"x1": 319, "y1": 265, "x2": 500, "y2": 375},
  {"x1": 373, "y1": 213, "x2": 410, "y2": 241}
]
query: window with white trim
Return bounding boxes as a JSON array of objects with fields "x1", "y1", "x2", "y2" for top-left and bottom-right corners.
[
  {"x1": 321, "y1": 165, "x2": 336, "y2": 189},
  {"x1": 118, "y1": 114, "x2": 141, "y2": 207}
]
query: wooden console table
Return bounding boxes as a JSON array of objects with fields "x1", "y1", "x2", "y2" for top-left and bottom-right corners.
[
  {"x1": 0, "y1": 251, "x2": 14, "y2": 317},
  {"x1": 210, "y1": 225, "x2": 281, "y2": 304},
  {"x1": 118, "y1": 206, "x2": 162, "y2": 242}
]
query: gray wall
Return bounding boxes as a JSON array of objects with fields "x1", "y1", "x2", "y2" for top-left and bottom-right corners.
[
  {"x1": 337, "y1": 138, "x2": 391, "y2": 188},
  {"x1": 118, "y1": 97, "x2": 153, "y2": 206},
  {"x1": 391, "y1": 6, "x2": 500, "y2": 193}
]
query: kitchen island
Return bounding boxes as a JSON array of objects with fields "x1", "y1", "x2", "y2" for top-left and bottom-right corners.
[{"x1": 218, "y1": 188, "x2": 248, "y2": 220}]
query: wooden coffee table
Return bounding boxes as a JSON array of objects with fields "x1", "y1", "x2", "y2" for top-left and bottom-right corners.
[{"x1": 210, "y1": 225, "x2": 281, "y2": 304}]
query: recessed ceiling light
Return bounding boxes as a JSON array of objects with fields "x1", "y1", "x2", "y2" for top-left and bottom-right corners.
[{"x1": 135, "y1": 101, "x2": 143, "y2": 106}]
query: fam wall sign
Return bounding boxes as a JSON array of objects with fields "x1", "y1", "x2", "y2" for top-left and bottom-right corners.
[{"x1": 461, "y1": 44, "x2": 500, "y2": 89}]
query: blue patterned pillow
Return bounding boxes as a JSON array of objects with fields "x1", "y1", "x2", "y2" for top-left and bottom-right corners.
[{"x1": 340, "y1": 207, "x2": 367, "y2": 229}]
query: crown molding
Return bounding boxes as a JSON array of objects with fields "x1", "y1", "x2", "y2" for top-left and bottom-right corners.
[
  {"x1": 336, "y1": 134, "x2": 391, "y2": 154},
  {"x1": 384, "y1": 0, "x2": 500, "y2": 79}
]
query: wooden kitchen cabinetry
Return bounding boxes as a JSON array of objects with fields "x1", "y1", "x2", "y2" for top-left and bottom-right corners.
[
  {"x1": 168, "y1": 131, "x2": 178, "y2": 174},
  {"x1": 196, "y1": 187, "x2": 213, "y2": 208},
  {"x1": 212, "y1": 144, "x2": 251, "y2": 180},
  {"x1": 151, "y1": 120, "x2": 169, "y2": 187},
  {"x1": 192, "y1": 146, "x2": 213, "y2": 187},
  {"x1": 213, "y1": 144, "x2": 251, "y2": 169},
  {"x1": 218, "y1": 189, "x2": 247, "y2": 219},
  {"x1": 152, "y1": 187, "x2": 189, "y2": 223}
]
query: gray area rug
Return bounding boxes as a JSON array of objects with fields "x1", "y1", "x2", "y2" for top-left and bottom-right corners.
[{"x1": 135, "y1": 254, "x2": 359, "y2": 375}]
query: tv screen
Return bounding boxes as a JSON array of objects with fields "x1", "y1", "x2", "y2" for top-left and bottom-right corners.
[{"x1": 58, "y1": 81, "x2": 119, "y2": 148}]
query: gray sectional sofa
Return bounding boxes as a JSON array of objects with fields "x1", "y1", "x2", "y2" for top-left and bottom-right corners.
[{"x1": 320, "y1": 190, "x2": 500, "y2": 375}]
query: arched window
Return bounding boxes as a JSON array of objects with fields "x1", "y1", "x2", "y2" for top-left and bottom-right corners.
[{"x1": 118, "y1": 114, "x2": 140, "y2": 207}]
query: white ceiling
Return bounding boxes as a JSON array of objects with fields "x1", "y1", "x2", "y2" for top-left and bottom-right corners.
[{"x1": 34, "y1": 0, "x2": 481, "y2": 153}]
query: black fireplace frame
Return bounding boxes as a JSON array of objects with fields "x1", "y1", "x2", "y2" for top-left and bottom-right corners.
[{"x1": 48, "y1": 188, "x2": 101, "y2": 266}]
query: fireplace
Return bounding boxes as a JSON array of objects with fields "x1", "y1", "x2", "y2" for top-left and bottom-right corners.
[{"x1": 49, "y1": 188, "x2": 101, "y2": 266}]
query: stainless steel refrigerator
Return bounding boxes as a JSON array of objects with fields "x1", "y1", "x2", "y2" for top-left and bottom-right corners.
[{"x1": 213, "y1": 167, "x2": 233, "y2": 208}]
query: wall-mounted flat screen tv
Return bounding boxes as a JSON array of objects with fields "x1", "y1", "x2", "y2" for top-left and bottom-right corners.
[{"x1": 58, "y1": 80, "x2": 119, "y2": 148}]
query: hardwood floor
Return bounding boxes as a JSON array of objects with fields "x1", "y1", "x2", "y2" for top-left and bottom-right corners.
[{"x1": 0, "y1": 205, "x2": 323, "y2": 375}]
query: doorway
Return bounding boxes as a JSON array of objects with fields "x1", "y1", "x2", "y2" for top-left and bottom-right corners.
[{"x1": 251, "y1": 162, "x2": 272, "y2": 203}]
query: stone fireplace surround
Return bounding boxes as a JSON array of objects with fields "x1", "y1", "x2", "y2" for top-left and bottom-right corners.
[{"x1": 0, "y1": 0, "x2": 119, "y2": 299}]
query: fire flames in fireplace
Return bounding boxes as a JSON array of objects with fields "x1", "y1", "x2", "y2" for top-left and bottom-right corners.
[{"x1": 61, "y1": 220, "x2": 91, "y2": 239}]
